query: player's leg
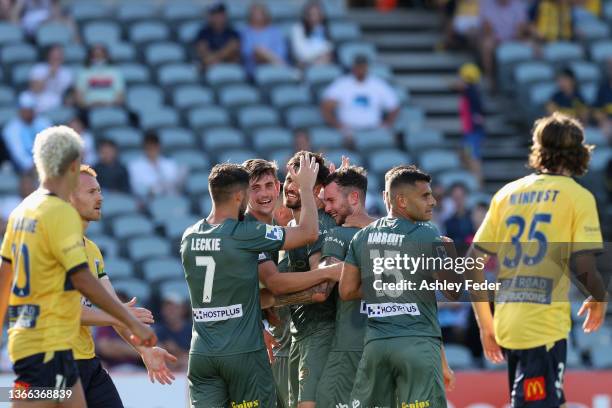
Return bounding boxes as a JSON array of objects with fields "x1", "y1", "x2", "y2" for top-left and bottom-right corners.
[
  {"x1": 224, "y1": 349, "x2": 277, "y2": 408},
  {"x1": 288, "y1": 339, "x2": 300, "y2": 408},
  {"x1": 394, "y1": 337, "x2": 447, "y2": 408},
  {"x1": 272, "y1": 355, "x2": 290, "y2": 408},
  {"x1": 350, "y1": 340, "x2": 394, "y2": 407},
  {"x1": 315, "y1": 350, "x2": 362, "y2": 407},
  {"x1": 188, "y1": 354, "x2": 229, "y2": 407},
  {"x1": 76, "y1": 357, "x2": 123, "y2": 408},
  {"x1": 296, "y1": 328, "x2": 333, "y2": 408},
  {"x1": 506, "y1": 339, "x2": 567, "y2": 408}
]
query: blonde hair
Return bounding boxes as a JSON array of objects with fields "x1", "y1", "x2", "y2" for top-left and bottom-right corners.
[
  {"x1": 33, "y1": 125, "x2": 83, "y2": 181},
  {"x1": 80, "y1": 164, "x2": 97, "y2": 178}
]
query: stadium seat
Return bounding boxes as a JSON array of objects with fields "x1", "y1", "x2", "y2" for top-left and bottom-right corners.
[
  {"x1": 44, "y1": 106, "x2": 76, "y2": 125},
  {"x1": 284, "y1": 105, "x2": 324, "y2": 129},
  {"x1": 584, "y1": 127, "x2": 607, "y2": 146},
  {"x1": 83, "y1": 21, "x2": 121, "y2": 46},
  {"x1": 568, "y1": 60, "x2": 601, "y2": 84},
  {"x1": 112, "y1": 214, "x2": 154, "y2": 240},
  {"x1": 157, "y1": 63, "x2": 199, "y2": 87},
  {"x1": 267, "y1": 1, "x2": 299, "y2": 20},
  {"x1": 582, "y1": 82, "x2": 598, "y2": 105},
  {"x1": 145, "y1": 42, "x2": 186, "y2": 66},
  {"x1": 163, "y1": 215, "x2": 201, "y2": 240},
  {"x1": 329, "y1": 21, "x2": 361, "y2": 42},
  {"x1": 102, "y1": 193, "x2": 139, "y2": 218},
  {"x1": 438, "y1": 170, "x2": 480, "y2": 192},
  {"x1": 126, "y1": 85, "x2": 164, "y2": 114},
  {"x1": 103, "y1": 257, "x2": 135, "y2": 280},
  {"x1": 158, "y1": 127, "x2": 196, "y2": 150},
  {"x1": 63, "y1": 44, "x2": 86, "y2": 64},
  {"x1": 0, "y1": 22, "x2": 24, "y2": 45},
  {"x1": 590, "y1": 39, "x2": 612, "y2": 63},
  {"x1": 305, "y1": 64, "x2": 343, "y2": 86},
  {"x1": 164, "y1": 2, "x2": 204, "y2": 22},
  {"x1": 528, "y1": 82, "x2": 556, "y2": 110},
  {"x1": 201, "y1": 127, "x2": 245, "y2": 152},
  {"x1": 444, "y1": 344, "x2": 474, "y2": 369},
  {"x1": 186, "y1": 172, "x2": 210, "y2": 196},
  {"x1": 90, "y1": 235, "x2": 119, "y2": 259},
  {"x1": 112, "y1": 279, "x2": 152, "y2": 305},
  {"x1": 496, "y1": 42, "x2": 534, "y2": 90},
  {"x1": 128, "y1": 236, "x2": 171, "y2": 262},
  {"x1": 218, "y1": 149, "x2": 258, "y2": 165},
  {"x1": 129, "y1": 21, "x2": 170, "y2": 44},
  {"x1": 0, "y1": 107, "x2": 16, "y2": 127},
  {"x1": 309, "y1": 127, "x2": 344, "y2": 150},
  {"x1": 371, "y1": 64, "x2": 394, "y2": 83},
  {"x1": 591, "y1": 347, "x2": 612, "y2": 369},
  {"x1": 542, "y1": 41, "x2": 584, "y2": 65},
  {"x1": 254, "y1": 64, "x2": 301, "y2": 88},
  {"x1": 149, "y1": 195, "x2": 190, "y2": 222},
  {"x1": 199, "y1": 195, "x2": 213, "y2": 215},
  {"x1": 159, "y1": 279, "x2": 190, "y2": 302},
  {"x1": 0, "y1": 85, "x2": 14, "y2": 106},
  {"x1": 172, "y1": 85, "x2": 213, "y2": 110},
  {"x1": 268, "y1": 149, "x2": 292, "y2": 167},
  {"x1": 0, "y1": 170, "x2": 18, "y2": 194},
  {"x1": 70, "y1": 1, "x2": 112, "y2": 21},
  {"x1": 218, "y1": 84, "x2": 261, "y2": 108},
  {"x1": 138, "y1": 107, "x2": 179, "y2": 130},
  {"x1": 105, "y1": 126, "x2": 143, "y2": 148},
  {"x1": 36, "y1": 22, "x2": 73, "y2": 47},
  {"x1": 353, "y1": 128, "x2": 396, "y2": 152},
  {"x1": 237, "y1": 105, "x2": 280, "y2": 129},
  {"x1": 177, "y1": 20, "x2": 202, "y2": 43},
  {"x1": 86, "y1": 220, "x2": 103, "y2": 236},
  {"x1": 368, "y1": 150, "x2": 411, "y2": 175},
  {"x1": 108, "y1": 42, "x2": 136, "y2": 63},
  {"x1": 142, "y1": 257, "x2": 183, "y2": 283},
  {"x1": 338, "y1": 42, "x2": 377, "y2": 67},
  {"x1": 117, "y1": 1, "x2": 157, "y2": 22},
  {"x1": 170, "y1": 149, "x2": 210, "y2": 171},
  {"x1": 118, "y1": 63, "x2": 151, "y2": 84},
  {"x1": 418, "y1": 149, "x2": 461, "y2": 174},
  {"x1": 88, "y1": 107, "x2": 129, "y2": 129},
  {"x1": 514, "y1": 61, "x2": 555, "y2": 85},
  {"x1": 589, "y1": 146, "x2": 612, "y2": 171},
  {"x1": 187, "y1": 106, "x2": 230, "y2": 130},
  {"x1": 270, "y1": 85, "x2": 312, "y2": 109},
  {"x1": 404, "y1": 128, "x2": 445, "y2": 152},
  {"x1": 253, "y1": 127, "x2": 293, "y2": 152},
  {"x1": 325, "y1": 149, "x2": 364, "y2": 167},
  {"x1": 206, "y1": 64, "x2": 247, "y2": 87},
  {"x1": 394, "y1": 106, "x2": 425, "y2": 133},
  {"x1": 575, "y1": 18, "x2": 610, "y2": 42},
  {"x1": 1, "y1": 43, "x2": 37, "y2": 64}
]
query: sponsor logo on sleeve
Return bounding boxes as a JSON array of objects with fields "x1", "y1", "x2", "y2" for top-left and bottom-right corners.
[
  {"x1": 524, "y1": 377, "x2": 546, "y2": 402},
  {"x1": 265, "y1": 225, "x2": 284, "y2": 241}
]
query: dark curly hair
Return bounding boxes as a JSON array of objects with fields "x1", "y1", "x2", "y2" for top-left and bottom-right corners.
[{"x1": 528, "y1": 112, "x2": 593, "y2": 176}]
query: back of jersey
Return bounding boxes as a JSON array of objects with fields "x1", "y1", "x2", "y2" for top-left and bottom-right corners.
[
  {"x1": 473, "y1": 173, "x2": 603, "y2": 349},
  {"x1": 0, "y1": 191, "x2": 88, "y2": 362},
  {"x1": 181, "y1": 219, "x2": 285, "y2": 356},
  {"x1": 345, "y1": 216, "x2": 444, "y2": 345}
]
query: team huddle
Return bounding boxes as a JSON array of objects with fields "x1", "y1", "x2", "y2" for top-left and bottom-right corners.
[{"x1": 0, "y1": 111, "x2": 608, "y2": 408}]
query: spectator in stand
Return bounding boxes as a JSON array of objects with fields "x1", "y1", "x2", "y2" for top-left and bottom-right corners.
[
  {"x1": 546, "y1": 68, "x2": 588, "y2": 123},
  {"x1": 458, "y1": 63, "x2": 485, "y2": 187},
  {"x1": 195, "y1": 3, "x2": 240, "y2": 69},
  {"x1": 240, "y1": 3, "x2": 288, "y2": 76},
  {"x1": 29, "y1": 45, "x2": 73, "y2": 107},
  {"x1": 321, "y1": 54, "x2": 399, "y2": 143},
  {"x1": 528, "y1": 0, "x2": 573, "y2": 43},
  {"x1": 2, "y1": 93, "x2": 51, "y2": 173},
  {"x1": 20, "y1": 69, "x2": 62, "y2": 114},
  {"x1": 479, "y1": 0, "x2": 529, "y2": 89},
  {"x1": 593, "y1": 59, "x2": 612, "y2": 143},
  {"x1": 154, "y1": 291, "x2": 191, "y2": 372},
  {"x1": 68, "y1": 114, "x2": 96, "y2": 164},
  {"x1": 0, "y1": 171, "x2": 36, "y2": 236},
  {"x1": 290, "y1": 1, "x2": 333, "y2": 68},
  {"x1": 75, "y1": 44, "x2": 125, "y2": 109},
  {"x1": 93, "y1": 139, "x2": 130, "y2": 193},
  {"x1": 441, "y1": 0, "x2": 481, "y2": 50},
  {"x1": 10, "y1": 0, "x2": 79, "y2": 39},
  {"x1": 294, "y1": 127, "x2": 312, "y2": 152},
  {"x1": 444, "y1": 183, "x2": 475, "y2": 245},
  {"x1": 128, "y1": 131, "x2": 183, "y2": 199},
  {"x1": 574, "y1": 0, "x2": 601, "y2": 20}
]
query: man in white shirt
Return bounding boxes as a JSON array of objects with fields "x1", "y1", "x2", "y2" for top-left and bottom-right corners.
[
  {"x1": 127, "y1": 131, "x2": 184, "y2": 199},
  {"x1": 321, "y1": 54, "x2": 399, "y2": 134},
  {"x1": 29, "y1": 45, "x2": 73, "y2": 106}
]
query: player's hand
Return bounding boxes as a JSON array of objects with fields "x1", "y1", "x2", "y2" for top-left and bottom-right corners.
[
  {"x1": 480, "y1": 328, "x2": 504, "y2": 363},
  {"x1": 125, "y1": 297, "x2": 154, "y2": 325},
  {"x1": 128, "y1": 322, "x2": 157, "y2": 347},
  {"x1": 141, "y1": 346, "x2": 178, "y2": 385},
  {"x1": 263, "y1": 329, "x2": 278, "y2": 364},
  {"x1": 443, "y1": 364, "x2": 456, "y2": 391},
  {"x1": 578, "y1": 296, "x2": 607, "y2": 333},
  {"x1": 290, "y1": 154, "x2": 319, "y2": 191},
  {"x1": 328, "y1": 155, "x2": 350, "y2": 174},
  {"x1": 311, "y1": 281, "x2": 329, "y2": 303}
]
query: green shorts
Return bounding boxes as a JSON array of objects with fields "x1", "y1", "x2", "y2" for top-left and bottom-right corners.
[
  {"x1": 288, "y1": 329, "x2": 333, "y2": 406},
  {"x1": 272, "y1": 355, "x2": 289, "y2": 408},
  {"x1": 351, "y1": 337, "x2": 447, "y2": 408},
  {"x1": 188, "y1": 349, "x2": 276, "y2": 408},
  {"x1": 315, "y1": 350, "x2": 362, "y2": 407}
]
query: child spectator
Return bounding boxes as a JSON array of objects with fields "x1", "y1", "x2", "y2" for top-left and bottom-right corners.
[
  {"x1": 546, "y1": 68, "x2": 588, "y2": 123},
  {"x1": 458, "y1": 63, "x2": 485, "y2": 186}
]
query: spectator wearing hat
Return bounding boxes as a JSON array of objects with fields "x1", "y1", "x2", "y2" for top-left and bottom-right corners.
[
  {"x1": 195, "y1": 3, "x2": 241, "y2": 68},
  {"x1": 290, "y1": 1, "x2": 333, "y2": 68},
  {"x1": 2, "y1": 93, "x2": 51, "y2": 173},
  {"x1": 20, "y1": 68, "x2": 62, "y2": 114},
  {"x1": 75, "y1": 44, "x2": 125, "y2": 109},
  {"x1": 29, "y1": 45, "x2": 74, "y2": 108},
  {"x1": 546, "y1": 68, "x2": 588, "y2": 123},
  {"x1": 127, "y1": 131, "x2": 183, "y2": 199},
  {"x1": 93, "y1": 139, "x2": 131, "y2": 193},
  {"x1": 154, "y1": 291, "x2": 191, "y2": 372},
  {"x1": 321, "y1": 54, "x2": 399, "y2": 143},
  {"x1": 458, "y1": 63, "x2": 485, "y2": 186}
]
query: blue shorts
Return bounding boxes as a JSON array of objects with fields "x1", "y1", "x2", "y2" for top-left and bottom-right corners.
[
  {"x1": 76, "y1": 357, "x2": 123, "y2": 408},
  {"x1": 463, "y1": 129, "x2": 485, "y2": 159}
]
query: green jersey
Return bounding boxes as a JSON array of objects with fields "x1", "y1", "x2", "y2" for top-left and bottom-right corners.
[
  {"x1": 321, "y1": 226, "x2": 367, "y2": 352},
  {"x1": 244, "y1": 212, "x2": 279, "y2": 264},
  {"x1": 283, "y1": 209, "x2": 337, "y2": 340},
  {"x1": 181, "y1": 218, "x2": 286, "y2": 356},
  {"x1": 345, "y1": 216, "x2": 444, "y2": 345}
]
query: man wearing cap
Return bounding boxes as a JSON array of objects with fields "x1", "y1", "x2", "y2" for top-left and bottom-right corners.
[
  {"x1": 154, "y1": 290, "x2": 192, "y2": 372},
  {"x1": 2, "y1": 93, "x2": 51, "y2": 173},
  {"x1": 321, "y1": 54, "x2": 400, "y2": 141},
  {"x1": 195, "y1": 3, "x2": 241, "y2": 68}
]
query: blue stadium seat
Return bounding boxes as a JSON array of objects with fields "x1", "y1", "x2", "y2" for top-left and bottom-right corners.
[
  {"x1": 1, "y1": 43, "x2": 37, "y2": 64},
  {"x1": 106, "y1": 127, "x2": 143, "y2": 148},
  {"x1": 103, "y1": 257, "x2": 135, "y2": 280},
  {"x1": 542, "y1": 41, "x2": 584, "y2": 65},
  {"x1": 267, "y1": 1, "x2": 300, "y2": 20},
  {"x1": 368, "y1": 149, "x2": 411, "y2": 175},
  {"x1": 163, "y1": 2, "x2": 204, "y2": 22},
  {"x1": 568, "y1": 60, "x2": 601, "y2": 84},
  {"x1": 514, "y1": 61, "x2": 555, "y2": 85},
  {"x1": 404, "y1": 128, "x2": 445, "y2": 152},
  {"x1": 309, "y1": 127, "x2": 344, "y2": 150},
  {"x1": 159, "y1": 280, "x2": 190, "y2": 302},
  {"x1": 128, "y1": 237, "x2": 171, "y2": 262},
  {"x1": 138, "y1": 106, "x2": 179, "y2": 130},
  {"x1": 112, "y1": 214, "x2": 154, "y2": 240},
  {"x1": 584, "y1": 127, "x2": 607, "y2": 146},
  {"x1": 88, "y1": 234, "x2": 119, "y2": 259},
  {"x1": 149, "y1": 195, "x2": 190, "y2": 223},
  {"x1": 0, "y1": 86, "x2": 14, "y2": 105},
  {"x1": 111, "y1": 279, "x2": 152, "y2": 305},
  {"x1": 218, "y1": 84, "x2": 261, "y2": 108},
  {"x1": 325, "y1": 149, "x2": 364, "y2": 167},
  {"x1": 444, "y1": 344, "x2": 474, "y2": 369},
  {"x1": 126, "y1": 85, "x2": 164, "y2": 114},
  {"x1": 129, "y1": 21, "x2": 170, "y2": 44},
  {"x1": 575, "y1": 18, "x2": 610, "y2": 41},
  {"x1": 145, "y1": 42, "x2": 186, "y2": 66},
  {"x1": 582, "y1": 82, "x2": 598, "y2": 105},
  {"x1": 172, "y1": 85, "x2": 214, "y2": 110},
  {"x1": 205, "y1": 64, "x2": 246, "y2": 87},
  {"x1": 118, "y1": 63, "x2": 151, "y2": 84},
  {"x1": 177, "y1": 20, "x2": 202, "y2": 43},
  {"x1": 157, "y1": 63, "x2": 199, "y2": 87},
  {"x1": 590, "y1": 39, "x2": 612, "y2": 63},
  {"x1": 218, "y1": 149, "x2": 258, "y2": 165},
  {"x1": 83, "y1": 21, "x2": 121, "y2": 46},
  {"x1": 253, "y1": 127, "x2": 293, "y2": 152},
  {"x1": 438, "y1": 170, "x2": 480, "y2": 192},
  {"x1": 0, "y1": 22, "x2": 24, "y2": 45},
  {"x1": 268, "y1": 149, "x2": 292, "y2": 167},
  {"x1": 108, "y1": 42, "x2": 137, "y2": 63},
  {"x1": 70, "y1": 1, "x2": 112, "y2": 21},
  {"x1": 284, "y1": 105, "x2": 324, "y2": 129},
  {"x1": 36, "y1": 22, "x2": 73, "y2": 47},
  {"x1": 528, "y1": 82, "x2": 556, "y2": 110},
  {"x1": 270, "y1": 85, "x2": 312, "y2": 109},
  {"x1": 142, "y1": 257, "x2": 183, "y2": 283},
  {"x1": 202, "y1": 127, "x2": 245, "y2": 152},
  {"x1": 418, "y1": 149, "x2": 461, "y2": 174},
  {"x1": 102, "y1": 193, "x2": 139, "y2": 218},
  {"x1": 45, "y1": 106, "x2": 76, "y2": 125},
  {"x1": 158, "y1": 127, "x2": 196, "y2": 149},
  {"x1": 186, "y1": 172, "x2": 210, "y2": 197},
  {"x1": 394, "y1": 106, "x2": 425, "y2": 134},
  {"x1": 199, "y1": 195, "x2": 213, "y2": 215},
  {"x1": 88, "y1": 107, "x2": 129, "y2": 129},
  {"x1": 0, "y1": 107, "x2": 16, "y2": 127},
  {"x1": 237, "y1": 105, "x2": 280, "y2": 129},
  {"x1": 353, "y1": 128, "x2": 395, "y2": 151},
  {"x1": 254, "y1": 64, "x2": 300, "y2": 88},
  {"x1": 86, "y1": 220, "x2": 103, "y2": 236},
  {"x1": 329, "y1": 21, "x2": 361, "y2": 42},
  {"x1": 338, "y1": 42, "x2": 377, "y2": 67},
  {"x1": 170, "y1": 149, "x2": 210, "y2": 171},
  {"x1": 63, "y1": 44, "x2": 86, "y2": 64},
  {"x1": 163, "y1": 215, "x2": 201, "y2": 240},
  {"x1": 496, "y1": 42, "x2": 534, "y2": 90},
  {"x1": 0, "y1": 170, "x2": 18, "y2": 194},
  {"x1": 117, "y1": 1, "x2": 158, "y2": 22},
  {"x1": 589, "y1": 146, "x2": 612, "y2": 171},
  {"x1": 305, "y1": 64, "x2": 343, "y2": 86},
  {"x1": 187, "y1": 106, "x2": 230, "y2": 130}
]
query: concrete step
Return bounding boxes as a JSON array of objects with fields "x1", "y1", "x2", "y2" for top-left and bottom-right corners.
[
  {"x1": 380, "y1": 52, "x2": 471, "y2": 73},
  {"x1": 411, "y1": 95, "x2": 459, "y2": 115},
  {"x1": 364, "y1": 32, "x2": 439, "y2": 52},
  {"x1": 396, "y1": 74, "x2": 456, "y2": 94},
  {"x1": 482, "y1": 160, "x2": 530, "y2": 182},
  {"x1": 348, "y1": 9, "x2": 440, "y2": 32}
]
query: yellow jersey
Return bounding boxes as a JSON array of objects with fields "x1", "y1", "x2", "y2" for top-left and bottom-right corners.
[
  {"x1": 73, "y1": 237, "x2": 106, "y2": 360},
  {"x1": 0, "y1": 190, "x2": 88, "y2": 362},
  {"x1": 473, "y1": 174, "x2": 603, "y2": 349}
]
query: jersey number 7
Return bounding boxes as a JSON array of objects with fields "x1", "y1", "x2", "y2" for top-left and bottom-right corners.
[{"x1": 195, "y1": 256, "x2": 216, "y2": 303}]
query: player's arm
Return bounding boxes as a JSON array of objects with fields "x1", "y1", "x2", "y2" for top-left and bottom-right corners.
[
  {"x1": 0, "y1": 259, "x2": 12, "y2": 344},
  {"x1": 339, "y1": 262, "x2": 361, "y2": 300},
  {"x1": 272, "y1": 253, "x2": 334, "y2": 306},
  {"x1": 570, "y1": 251, "x2": 609, "y2": 333},
  {"x1": 432, "y1": 237, "x2": 464, "y2": 301},
  {"x1": 441, "y1": 345, "x2": 456, "y2": 391},
  {"x1": 258, "y1": 260, "x2": 341, "y2": 296}
]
